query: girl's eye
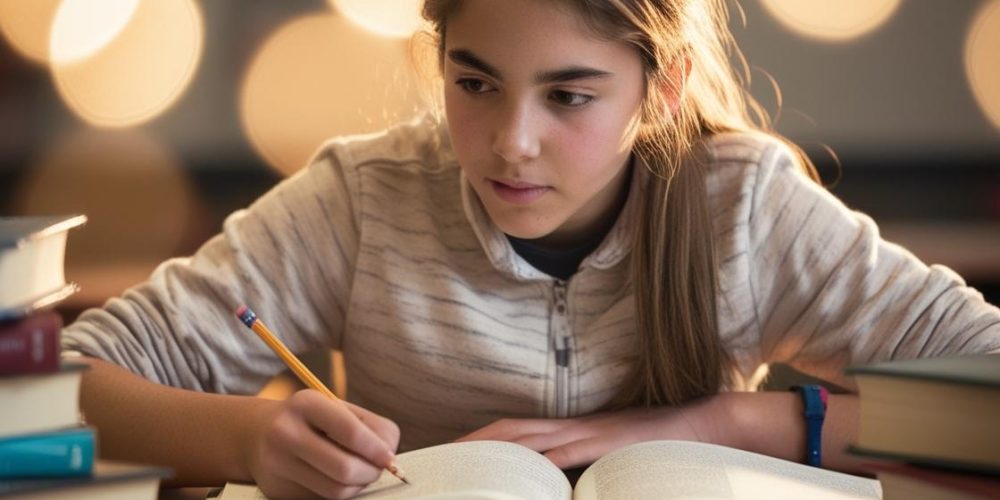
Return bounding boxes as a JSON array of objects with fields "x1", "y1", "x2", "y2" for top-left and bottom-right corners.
[
  {"x1": 550, "y1": 90, "x2": 593, "y2": 107},
  {"x1": 456, "y1": 78, "x2": 495, "y2": 94}
]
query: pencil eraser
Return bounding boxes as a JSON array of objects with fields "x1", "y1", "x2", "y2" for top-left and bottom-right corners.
[{"x1": 236, "y1": 305, "x2": 256, "y2": 327}]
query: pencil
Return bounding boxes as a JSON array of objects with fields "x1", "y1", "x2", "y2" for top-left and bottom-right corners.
[{"x1": 235, "y1": 305, "x2": 409, "y2": 485}]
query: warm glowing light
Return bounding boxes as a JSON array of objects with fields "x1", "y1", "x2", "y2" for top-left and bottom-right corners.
[
  {"x1": 13, "y1": 129, "x2": 198, "y2": 281},
  {"x1": 257, "y1": 375, "x2": 301, "y2": 401},
  {"x1": 965, "y1": 1, "x2": 1000, "y2": 132},
  {"x1": 760, "y1": 0, "x2": 901, "y2": 42},
  {"x1": 241, "y1": 13, "x2": 423, "y2": 176},
  {"x1": 331, "y1": 0, "x2": 425, "y2": 38},
  {"x1": 50, "y1": 0, "x2": 203, "y2": 127},
  {"x1": 50, "y1": 0, "x2": 139, "y2": 64},
  {"x1": 0, "y1": 0, "x2": 61, "y2": 63},
  {"x1": 331, "y1": 350, "x2": 346, "y2": 397}
]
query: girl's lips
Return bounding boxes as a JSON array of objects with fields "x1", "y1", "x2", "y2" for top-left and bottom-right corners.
[{"x1": 489, "y1": 179, "x2": 551, "y2": 205}]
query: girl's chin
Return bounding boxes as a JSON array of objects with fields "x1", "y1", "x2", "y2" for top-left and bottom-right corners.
[{"x1": 492, "y1": 217, "x2": 562, "y2": 241}]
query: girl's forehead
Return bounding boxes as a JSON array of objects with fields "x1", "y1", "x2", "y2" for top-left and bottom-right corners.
[
  {"x1": 445, "y1": 0, "x2": 611, "y2": 44},
  {"x1": 443, "y1": 0, "x2": 635, "y2": 69}
]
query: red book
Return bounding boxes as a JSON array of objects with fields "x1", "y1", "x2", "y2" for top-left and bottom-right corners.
[
  {"x1": 867, "y1": 462, "x2": 1000, "y2": 500},
  {"x1": 0, "y1": 311, "x2": 62, "y2": 375}
]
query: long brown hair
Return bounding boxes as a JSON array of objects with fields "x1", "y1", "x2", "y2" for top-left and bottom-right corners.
[{"x1": 419, "y1": 0, "x2": 819, "y2": 407}]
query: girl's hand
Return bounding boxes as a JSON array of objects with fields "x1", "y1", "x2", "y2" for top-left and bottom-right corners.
[
  {"x1": 455, "y1": 395, "x2": 727, "y2": 470},
  {"x1": 245, "y1": 389, "x2": 400, "y2": 499}
]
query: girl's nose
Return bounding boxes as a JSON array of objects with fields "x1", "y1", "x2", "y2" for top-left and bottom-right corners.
[{"x1": 492, "y1": 102, "x2": 540, "y2": 163}]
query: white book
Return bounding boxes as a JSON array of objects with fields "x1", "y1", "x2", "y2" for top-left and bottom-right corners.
[
  {"x1": 0, "y1": 362, "x2": 86, "y2": 439},
  {"x1": 0, "y1": 215, "x2": 86, "y2": 320}
]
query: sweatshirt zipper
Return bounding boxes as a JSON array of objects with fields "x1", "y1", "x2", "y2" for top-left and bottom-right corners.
[{"x1": 552, "y1": 280, "x2": 572, "y2": 418}]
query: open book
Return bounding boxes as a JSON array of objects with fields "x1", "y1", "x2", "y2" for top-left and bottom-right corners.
[{"x1": 219, "y1": 440, "x2": 881, "y2": 499}]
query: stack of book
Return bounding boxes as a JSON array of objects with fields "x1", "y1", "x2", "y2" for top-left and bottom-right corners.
[
  {"x1": 848, "y1": 353, "x2": 1000, "y2": 499},
  {"x1": 0, "y1": 215, "x2": 170, "y2": 499}
]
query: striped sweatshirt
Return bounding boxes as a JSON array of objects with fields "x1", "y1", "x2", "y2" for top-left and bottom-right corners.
[{"x1": 61, "y1": 115, "x2": 1000, "y2": 452}]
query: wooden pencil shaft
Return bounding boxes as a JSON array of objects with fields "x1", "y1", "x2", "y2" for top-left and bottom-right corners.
[
  {"x1": 249, "y1": 320, "x2": 338, "y2": 400},
  {"x1": 238, "y1": 308, "x2": 409, "y2": 484}
]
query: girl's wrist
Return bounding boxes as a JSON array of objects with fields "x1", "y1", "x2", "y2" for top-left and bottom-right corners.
[
  {"x1": 701, "y1": 391, "x2": 746, "y2": 449},
  {"x1": 704, "y1": 391, "x2": 798, "y2": 452},
  {"x1": 714, "y1": 391, "x2": 809, "y2": 460},
  {"x1": 237, "y1": 396, "x2": 283, "y2": 481},
  {"x1": 677, "y1": 391, "x2": 746, "y2": 448}
]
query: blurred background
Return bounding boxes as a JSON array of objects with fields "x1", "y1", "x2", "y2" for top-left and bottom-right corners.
[{"x1": 1, "y1": 0, "x2": 998, "y2": 393}]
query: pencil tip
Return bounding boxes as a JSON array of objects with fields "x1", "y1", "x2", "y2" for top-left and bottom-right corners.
[{"x1": 388, "y1": 463, "x2": 409, "y2": 484}]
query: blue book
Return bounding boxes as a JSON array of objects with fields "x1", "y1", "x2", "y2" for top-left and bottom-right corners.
[{"x1": 0, "y1": 428, "x2": 94, "y2": 479}]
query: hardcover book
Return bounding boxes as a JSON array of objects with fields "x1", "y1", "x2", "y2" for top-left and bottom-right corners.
[
  {"x1": 0, "y1": 460, "x2": 170, "y2": 500},
  {"x1": 0, "y1": 311, "x2": 62, "y2": 376},
  {"x1": 0, "y1": 215, "x2": 86, "y2": 321},
  {"x1": 847, "y1": 353, "x2": 1000, "y2": 473},
  {"x1": 0, "y1": 362, "x2": 86, "y2": 440},
  {"x1": 0, "y1": 428, "x2": 94, "y2": 479},
  {"x1": 866, "y1": 462, "x2": 1000, "y2": 500}
]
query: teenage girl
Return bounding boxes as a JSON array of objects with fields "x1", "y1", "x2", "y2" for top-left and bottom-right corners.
[{"x1": 61, "y1": 0, "x2": 1000, "y2": 498}]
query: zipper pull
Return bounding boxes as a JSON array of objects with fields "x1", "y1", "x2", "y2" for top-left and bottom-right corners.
[
  {"x1": 555, "y1": 337, "x2": 570, "y2": 367},
  {"x1": 553, "y1": 280, "x2": 570, "y2": 368}
]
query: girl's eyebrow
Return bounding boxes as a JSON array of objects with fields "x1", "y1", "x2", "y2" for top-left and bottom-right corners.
[
  {"x1": 447, "y1": 48, "x2": 613, "y2": 84},
  {"x1": 448, "y1": 49, "x2": 502, "y2": 79}
]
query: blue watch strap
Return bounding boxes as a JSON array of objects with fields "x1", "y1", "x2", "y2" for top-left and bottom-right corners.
[{"x1": 794, "y1": 384, "x2": 828, "y2": 467}]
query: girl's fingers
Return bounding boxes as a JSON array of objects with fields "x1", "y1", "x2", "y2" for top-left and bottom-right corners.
[
  {"x1": 346, "y1": 402, "x2": 401, "y2": 449},
  {"x1": 456, "y1": 418, "x2": 574, "y2": 442},
  {"x1": 510, "y1": 426, "x2": 588, "y2": 453},
  {"x1": 292, "y1": 390, "x2": 396, "y2": 469},
  {"x1": 542, "y1": 435, "x2": 616, "y2": 470},
  {"x1": 285, "y1": 455, "x2": 361, "y2": 499},
  {"x1": 293, "y1": 427, "x2": 383, "y2": 486},
  {"x1": 256, "y1": 455, "x2": 362, "y2": 500}
]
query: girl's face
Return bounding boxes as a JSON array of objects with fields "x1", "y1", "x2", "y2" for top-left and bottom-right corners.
[{"x1": 443, "y1": 0, "x2": 646, "y2": 247}]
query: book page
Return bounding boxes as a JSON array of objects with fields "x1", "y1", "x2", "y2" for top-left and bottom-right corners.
[
  {"x1": 573, "y1": 441, "x2": 881, "y2": 500},
  {"x1": 358, "y1": 440, "x2": 571, "y2": 499},
  {"x1": 219, "y1": 441, "x2": 572, "y2": 500},
  {"x1": 218, "y1": 483, "x2": 268, "y2": 500}
]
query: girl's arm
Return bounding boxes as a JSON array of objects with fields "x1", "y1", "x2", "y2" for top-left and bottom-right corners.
[
  {"x1": 456, "y1": 390, "x2": 864, "y2": 473},
  {"x1": 61, "y1": 148, "x2": 361, "y2": 396},
  {"x1": 722, "y1": 391, "x2": 862, "y2": 473},
  {"x1": 77, "y1": 356, "x2": 273, "y2": 486},
  {"x1": 743, "y1": 140, "x2": 1000, "y2": 386},
  {"x1": 79, "y1": 356, "x2": 401, "y2": 497}
]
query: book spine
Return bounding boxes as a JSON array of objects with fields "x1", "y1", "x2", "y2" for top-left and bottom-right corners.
[
  {"x1": 0, "y1": 312, "x2": 61, "y2": 375},
  {"x1": 0, "y1": 428, "x2": 95, "y2": 478}
]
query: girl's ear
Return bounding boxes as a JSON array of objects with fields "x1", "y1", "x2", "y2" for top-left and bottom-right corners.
[{"x1": 661, "y1": 54, "x2": 692, "y2": 116}]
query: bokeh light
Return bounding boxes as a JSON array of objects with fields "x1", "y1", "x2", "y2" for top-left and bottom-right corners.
[
  {"x1": 0, "y1": 0, "x2": 61, "y2": 63},
  {"x1": 13, "y1": 129, "x2": 199, "y2": 298},
  {"x1": 50, "y1": 0, "x2": 203, "y2": 128},
  {"x1": 240, "y1": 13, "x2": 423, "y2": 176},
  {"x1": 760, "y1": 0, "x2": 901, "y2": 42},
  {"x1": 965, "y1": 1, "x2": 1000, "y2": 132},
  {"x1": 330, "y1": 0, "x2": 425, "y2": 39},
  {"x1": 50, "y1": 0, "x2": 139, "y2": 65}
]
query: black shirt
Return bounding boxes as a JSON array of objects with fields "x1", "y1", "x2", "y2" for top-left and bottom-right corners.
[{"x1": 507, "y1": 229, "x2": 608, "y2": 281}]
